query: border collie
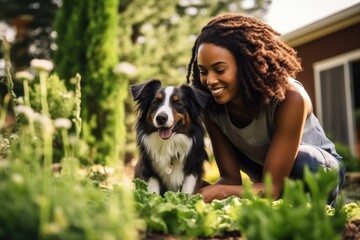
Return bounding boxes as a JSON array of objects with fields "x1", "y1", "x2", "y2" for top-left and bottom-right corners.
[{"x1": 131, "y1": 79, "x2": 208, "y2": 195}]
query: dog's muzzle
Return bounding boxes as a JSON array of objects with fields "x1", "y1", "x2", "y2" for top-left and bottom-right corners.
[{"x1": 154, "y1": 112, "x2": 177, "y2": 140}]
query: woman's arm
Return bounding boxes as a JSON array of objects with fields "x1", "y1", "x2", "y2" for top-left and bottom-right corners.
[
  {"x1": 263, "y1": 82, "x2": 312, "y2": 198},
  {"x1": 199, "y1": 83, "x2": 312, "y2": 202},
  {"x1": 204, "y1": 113, "x2": 242, "y2": 185},
  {"x1": 198, "y1": 114, "x2": 243, "y2": 202}
]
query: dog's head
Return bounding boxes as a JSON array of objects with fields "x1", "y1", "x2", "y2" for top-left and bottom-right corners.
[{"x1": 131, "y1": 79, "x2": 209, "y2": 140}]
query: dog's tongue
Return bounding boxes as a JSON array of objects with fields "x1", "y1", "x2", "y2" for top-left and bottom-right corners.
[{"x1": 159, "y1": 128, "x2": 172, "y2": 140}]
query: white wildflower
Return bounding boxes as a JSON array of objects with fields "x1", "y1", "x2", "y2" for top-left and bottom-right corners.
[
  {"x1": 15, "y1": 71, "x2": 35, "y2": 82},
  {"x1": 14, "y1": 105, "x2": 35, "y2": 119},
  {"x1": 113, "y1": 62, "x2": 137, "y2": 77},
  {"x1": 43, "y1": 223, "x2": 62, "y2": 235},
  {"x1": 34, "y1": 113, "x2": 54, "y2": 133},
  {"x1": 17, "y1": 97, "x2": 24, "y2": 105},
  {"x1": 68, "y1": 134, "x2": 77, "y2": 146},
  {"x1": 0, "y1": 160, "x2": 10, "y2": 169},
  {"x1": 11, "y1": 173, "x2": 24, "y2": 185},
  {"x1": 60, "y1": 92, "x2": 73, "y2": 99},
  {"x1": 30, "y1": 58, "x2": 54, "y2": 72},
  {"x1": 54, "y1": 118, "x2": 72, "y2": 129}
]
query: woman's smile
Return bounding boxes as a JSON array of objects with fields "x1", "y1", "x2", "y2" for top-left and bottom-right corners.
[
  {"x1": 197, "y1": 43, "x2": 239, "y2": 105},
  {"x1": 209, "y1": 87, "x2": 225, "y2": 96}
]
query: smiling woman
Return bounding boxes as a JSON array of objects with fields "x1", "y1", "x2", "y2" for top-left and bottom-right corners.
[
  {"x1": 197, "y1": 43, "x2": 239, "y2": 106},
  {"x1": 186, "y1": 13, "x2": 345, "y2": 206}
]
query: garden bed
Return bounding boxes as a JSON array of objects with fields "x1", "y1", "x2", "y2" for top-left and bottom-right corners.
[
  {"x1": 140, "y1": 220, "x2": 359, "y2": 240},
  {"x1": 343, "y1": 219, "x2": 360, "y2": 240},
  {"x1": 344, "y1": 172, "x2": 360, "y2": 203},
  {"x1": 140, "y1": 222, "x2": 360, "y2": 240},
  {"x1": 141, "y1": 231, "x2": 242, "y2": 240}
]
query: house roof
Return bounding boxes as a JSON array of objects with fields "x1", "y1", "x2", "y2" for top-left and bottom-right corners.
[{"x1": 281, "y1": 2, "x2": 360, "y2": 47}]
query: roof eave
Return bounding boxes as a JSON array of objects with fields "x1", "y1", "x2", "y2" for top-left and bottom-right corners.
[{"x1": 281, "y1": 3, "x2": 360, "y2": 47}]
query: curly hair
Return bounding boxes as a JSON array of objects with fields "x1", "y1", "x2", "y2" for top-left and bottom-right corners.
[{"x1": 186, "y1": 13, "x2": 302, "y2": 116}]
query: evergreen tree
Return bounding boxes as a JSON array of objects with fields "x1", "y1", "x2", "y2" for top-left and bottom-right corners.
[{"x1": 54, "y1": 0, "x2": 125, "y2": 165}]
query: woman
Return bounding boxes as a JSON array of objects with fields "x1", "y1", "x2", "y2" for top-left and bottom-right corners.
[{"x1": 186, "y1": 13, "x2": 345, "y2": 205}]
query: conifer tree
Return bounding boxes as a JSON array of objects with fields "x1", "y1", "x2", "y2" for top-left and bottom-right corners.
[{"x1": 54, "y1": 0, "x2": 125, "y2": 165}]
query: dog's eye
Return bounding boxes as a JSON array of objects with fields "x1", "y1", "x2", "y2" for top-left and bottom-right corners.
[
  {"x1": 174, "y1": 100, "x2": 183, "y2": 107},
  {"x1": 152, "y1": 99, "x2": 161, "y2": 106}
]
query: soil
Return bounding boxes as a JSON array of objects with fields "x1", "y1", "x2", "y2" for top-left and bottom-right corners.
[
  {"x1": 342, "y1": 219, "x2": 360, "y2": 240},
  {"x1": 141, "y1": 231, "x2": 243, "y2": 240}
]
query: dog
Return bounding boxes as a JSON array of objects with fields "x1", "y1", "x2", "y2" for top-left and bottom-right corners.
[{"x1": 130, "y1": 79, "x2": 208, "y2": 195}]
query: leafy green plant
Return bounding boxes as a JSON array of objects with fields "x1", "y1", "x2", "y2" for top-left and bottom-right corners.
[
  {"x1": 238, "y1": 169, "x2": 346, "y2": 240},
  {"x1": 0, "y1": 154, "x2": 139, "y2": 240},
  {"x1": 133, "y1": 178, "x2": 234, "y2": 237},
  {"x1": 29, "y1": 73, "x2": 75, "y2": 119},
  {"x1": 0, "y1": 58, "x2": 139, "y2": 239},
  {"x1": 335, "y1": 141, "x2": 360, "y2": 172},
  {"x1": 132, "y1": 168, "x2": 355, "y2": 239}
]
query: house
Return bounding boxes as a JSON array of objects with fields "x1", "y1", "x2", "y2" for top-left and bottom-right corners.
[{"x1": 281, "y1": 3, "x2": 360, "y2": 157}]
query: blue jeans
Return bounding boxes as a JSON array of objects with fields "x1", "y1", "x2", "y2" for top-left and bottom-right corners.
[{"x1": 236, "y1": 145, "x2": 346, "y2": 206}]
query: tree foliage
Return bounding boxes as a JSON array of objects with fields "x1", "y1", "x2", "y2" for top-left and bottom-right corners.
[
  {"x1": 119, "y1": 0, "x2": 271, "y2": 85},
  {"x1": 54, "y1": 0, "x2": 125, "y2": 165}
]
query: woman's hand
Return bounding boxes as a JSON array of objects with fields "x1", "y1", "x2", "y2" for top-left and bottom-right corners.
[{"x1": 198, "y1": 184, "x2": 238, "y2": 203}]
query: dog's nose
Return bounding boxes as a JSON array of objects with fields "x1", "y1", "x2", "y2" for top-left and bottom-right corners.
[{"x1": 156, "y1": 113, "x2": 168, "y2": 125}]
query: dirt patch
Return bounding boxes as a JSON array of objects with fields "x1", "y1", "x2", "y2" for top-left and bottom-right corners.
[
  {"x1": 342, "y1": 219, "x2": 360, "y2": 240},
  {"x1": 140, "y1": 224, "x2": 360, "y2": 240},
  {"x1": 141, "y1": 231, "x2": 242, "y2": 240}
]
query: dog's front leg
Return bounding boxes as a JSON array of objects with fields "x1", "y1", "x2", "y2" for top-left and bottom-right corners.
[
  {"x1": 181, "y1": 174, "x2": 197, "y2": 195},
  {"x1": 147, "y1": 177, "x2": 161, "y2": 194}
]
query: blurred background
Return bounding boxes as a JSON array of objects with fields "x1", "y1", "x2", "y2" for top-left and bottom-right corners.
[{"x1": 0, "y1": 0, "x2": 359, "y2": 181}]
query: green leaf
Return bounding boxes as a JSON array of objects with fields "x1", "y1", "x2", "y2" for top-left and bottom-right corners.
[{"x1": 132, "y1": 178, "x2": 148, "y2": 191}]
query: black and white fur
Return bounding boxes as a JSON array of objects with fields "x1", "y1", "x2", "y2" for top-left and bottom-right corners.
[{"x1": 131, "y1": 79, "x2": 208, "y2": 195}]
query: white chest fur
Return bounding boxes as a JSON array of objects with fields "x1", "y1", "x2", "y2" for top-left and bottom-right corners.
[{"x1": 141, "y1": 132, "x2": 193, "y2": 191}]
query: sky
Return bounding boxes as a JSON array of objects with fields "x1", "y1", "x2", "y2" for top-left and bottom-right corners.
[{"x1": 264, "y1": 0, "x2": 360, "y2": 34}]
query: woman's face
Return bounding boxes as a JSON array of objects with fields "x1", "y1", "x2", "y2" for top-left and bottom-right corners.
[{"x1": 197, "y1": 43, "x2": 239, "y2": 105}]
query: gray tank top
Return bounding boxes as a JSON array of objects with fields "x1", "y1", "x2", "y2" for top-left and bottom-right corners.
[{"x1": 209, "y1": 81, "x2": 341, "y2": 165}]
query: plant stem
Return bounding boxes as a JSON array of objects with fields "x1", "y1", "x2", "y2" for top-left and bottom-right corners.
[
  {"x1": 39, "y1": 127, "x2": 53, "y2": 238},
  {"x1": 74, "y1": 73, "x2": 82, "y2": 139},
  {"x1": 0, "y1": 95, "x2": 10, "y2": 129},
  {"x1": 39, "y1": 71, "x2": 50, "y2": 116},
  {"x1": 61, "y1": 129, "x2": 75, "y2": 178},
  {"x1": 23, "y1": 80, "x2": 31, "y2": 107},
  {"x1": 22, "y1": 80, "x2": 36, "y2": 135},
  {"x1": 1, "y1": 37, "x2": 17, "y2": 110}
]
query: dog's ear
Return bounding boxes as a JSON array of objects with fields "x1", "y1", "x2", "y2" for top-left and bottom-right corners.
[
  {"x1": 130, "y1": 79, "x2": 162, "y2": 101},
  {"x1": 180, "y1": 84, "x2": 209, "y2": 108},
  {"x1": 193, "y1": 87, "x2": 210, "y2": 108}
]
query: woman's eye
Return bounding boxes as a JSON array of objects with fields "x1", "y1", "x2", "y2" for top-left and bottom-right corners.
[
  {"x1": 216, "y1": 69, "x2": 225, "y2": 74},
  {"x1": 198, "y1": 69, "x2": 207, "y2": 75}
]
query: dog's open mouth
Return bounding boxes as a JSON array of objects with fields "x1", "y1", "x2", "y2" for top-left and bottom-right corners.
[
  {"x1": 158, "y1": 122, "x2": 181, "y2": 140},
  {"x1": 158, "y1": 127, "x2": 173, "y2": 140}
]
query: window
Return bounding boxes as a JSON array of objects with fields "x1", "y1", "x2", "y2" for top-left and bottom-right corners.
[{"x1": 314, "y1": 49, "x2": 360, "y2": 156}]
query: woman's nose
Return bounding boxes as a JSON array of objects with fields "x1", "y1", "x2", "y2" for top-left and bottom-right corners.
[{"x1": 206, "y1": 73, "x2": 218, "y2": 87}]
